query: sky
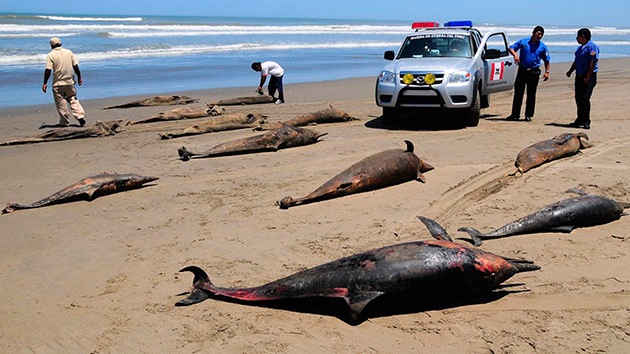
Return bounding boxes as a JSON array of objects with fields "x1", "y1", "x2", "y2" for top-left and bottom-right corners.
[{"x1": 2, "y1": 0, "x2": 629, "y2": 27}]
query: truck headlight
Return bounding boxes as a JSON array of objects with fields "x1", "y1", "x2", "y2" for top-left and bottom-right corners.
[
  {"x1": 449, "y1": 71, "x2": 472, "y2": 83},
  {"x1": 379, "y1": 70, "x2": 396, "y2": 83}
]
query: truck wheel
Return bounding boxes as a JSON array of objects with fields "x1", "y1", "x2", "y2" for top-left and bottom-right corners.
[
  {"x1": 465, "y1": 90, "x2": 480, "y2": 127},
  {"x1": 382, "y1": 107, "x2": 398, "y2": 125}
]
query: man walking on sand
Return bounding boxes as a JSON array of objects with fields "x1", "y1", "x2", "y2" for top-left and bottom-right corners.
[
  {"x1": 42, "y1": 37, "x2": 86, "y2": 127},
  {"x1": 251, "y1": 61, "x2": 285, "y2": 104}
]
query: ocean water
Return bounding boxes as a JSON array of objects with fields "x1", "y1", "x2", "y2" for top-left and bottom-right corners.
[{"x1": 1, "y1": 13, "x2": 629, "y2": 108}]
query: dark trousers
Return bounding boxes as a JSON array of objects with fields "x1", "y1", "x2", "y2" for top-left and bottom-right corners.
[
  {"x1": 269, "y1": 75, "x2": 284, "y2": 102},
  {"x1": 511, "y1": 67, "x2": 541, "y2": 118},
  {"x1": 574, "y1": 72, "x2": 597, "y2": 125}
]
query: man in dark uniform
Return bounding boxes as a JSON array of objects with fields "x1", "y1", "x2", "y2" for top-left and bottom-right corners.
[
  {"x1": 506, "y1": 26, "x2": 551, "y2": 122},
  {"x1": 566, "y1": 28, "x2": 600, "y2": 130}
]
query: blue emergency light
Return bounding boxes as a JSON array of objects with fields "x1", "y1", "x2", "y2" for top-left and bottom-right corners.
[{"x1": 444, "y1": 20, "x2": 473, "y2": 27}]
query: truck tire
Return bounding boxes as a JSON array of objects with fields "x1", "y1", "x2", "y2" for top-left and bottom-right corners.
[
  {"x1": 382, "y1": 107, "x2": 398, "y2": 125},
  {"x1": 465, "y1": 89, "x2": 480, "y2": 127}
]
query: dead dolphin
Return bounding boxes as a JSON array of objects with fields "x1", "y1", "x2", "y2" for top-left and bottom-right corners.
[
  {"x1": 510, "y1": 132, "x2": 591, "y2": 176},
  {"x1": 255, "y1": 106, "x2": 357, "y2": 130},
  {"x1": 458, "y1": 189, "x2": 626, "y2": 246},
  {"x1": 3, "y1": 173, "x2": 158, "y2": 213},
  {"x1": 178, "y1": 124, "x2": 326, "y2": 161},
  {"x1": 158, "y1": 113, "x2": 266, "y2": 139},
  {"x1": 103, "y1": 95, "x2": 198, "y2": 109},
  {"x1": 0, "y1": 120, "x2": 121, "y2": 146},
  {"x1": 277, "y1": 140, "x2": 434, "y2": 209},
  {"x1": 176, "y1": 217, "x2": 540, "y2": 321},
  {"x1": 209, "y1": 95, "x2": 276, "y2": 106},
  {"x1": 128, "y1": 105, "x2": 224, "y2": 125}
]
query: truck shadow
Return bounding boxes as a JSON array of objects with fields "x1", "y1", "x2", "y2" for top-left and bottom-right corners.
[{"x1": 365, "y1": 110, "x2": 497, "y2": 131}]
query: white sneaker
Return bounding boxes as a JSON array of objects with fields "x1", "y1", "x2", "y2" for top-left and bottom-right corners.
[{"x1": 274, "y1": 99, "x2": 283, "y2": 105}]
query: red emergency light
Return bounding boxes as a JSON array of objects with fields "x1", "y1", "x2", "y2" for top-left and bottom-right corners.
[{"x1": 411, "y1": 22, "x2": 439, "y2": 29}]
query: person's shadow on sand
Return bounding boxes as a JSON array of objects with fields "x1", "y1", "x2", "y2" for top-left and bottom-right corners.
[{"x1": 545, "y1": 122, "x2": 585, "y2": 129}]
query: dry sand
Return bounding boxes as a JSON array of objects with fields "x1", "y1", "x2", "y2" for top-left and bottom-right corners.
[{"x1": 1, "y1": 58, "x2": 629, "y2": 353}]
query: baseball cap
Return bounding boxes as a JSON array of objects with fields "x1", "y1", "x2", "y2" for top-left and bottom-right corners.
[{"x1": 50, "y1": 37, "x2": 62, "y2": 46}]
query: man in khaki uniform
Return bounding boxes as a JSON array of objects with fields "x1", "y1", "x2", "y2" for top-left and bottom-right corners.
[{"x1": 42, "y1": 37, "x2": 86, "y2": 127}]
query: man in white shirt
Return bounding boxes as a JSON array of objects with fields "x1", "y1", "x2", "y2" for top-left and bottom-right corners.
[
  {"x1": 251, "y1": 61, "x2": 285, "y2": 104},
  {"x1": 42, "y1": 37, "x2": 86, "y2": 127}
]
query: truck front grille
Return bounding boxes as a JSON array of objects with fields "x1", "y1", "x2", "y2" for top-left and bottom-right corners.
[{"x1": 399, "y1": 73, "x2": 445, "y2": 86}]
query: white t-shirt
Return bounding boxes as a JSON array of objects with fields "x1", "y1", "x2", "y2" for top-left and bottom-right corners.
[{"x1": 260, "y1": 61, "x2": 284, "y2": 77}]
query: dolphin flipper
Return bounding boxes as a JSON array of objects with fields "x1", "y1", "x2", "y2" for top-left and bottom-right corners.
[
  {"x1": 346, "y1": 290, "x2": 383, "y2": 320},
  {"x1": 417, "y1": 216, "x2": 453, "y2": 242}
]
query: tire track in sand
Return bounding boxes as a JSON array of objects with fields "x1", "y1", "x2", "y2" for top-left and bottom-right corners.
[{"x1": 423, "y1": 136, "x2": 630, "y2": 223}]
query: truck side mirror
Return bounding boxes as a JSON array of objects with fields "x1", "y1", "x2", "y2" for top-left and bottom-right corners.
[
  {"x1": 384, "y1": 50, "x2": 395, "y2": 60},
  {"x1": 482, "y1": 49, "x2": 501, "y2": 60}
]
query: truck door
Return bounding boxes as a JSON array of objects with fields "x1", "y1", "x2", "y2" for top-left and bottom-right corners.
[{"x1": 479, "y1": 31, "x2": 516, "y2": 94}]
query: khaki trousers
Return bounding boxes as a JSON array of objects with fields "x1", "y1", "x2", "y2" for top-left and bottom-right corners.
[{"x1": 52, "y1": 85, "x2": 85, "y2": 125}]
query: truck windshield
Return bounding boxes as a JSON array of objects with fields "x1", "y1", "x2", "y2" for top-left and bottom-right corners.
[{"x1": 398, "y1": 34, "x2": 472, "y2": 58}]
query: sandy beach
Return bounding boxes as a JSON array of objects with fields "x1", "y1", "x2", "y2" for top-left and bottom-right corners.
[{"x1": 1, "y1": 58, "x2": 629, "y2": 353}]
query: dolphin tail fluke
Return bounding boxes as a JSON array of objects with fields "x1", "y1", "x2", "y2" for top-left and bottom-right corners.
[
  {"x1": 507, "y1": 168, "x2": 523, "y2": 177},
  {"x1": 277, "y1": 196, "x2": 298, "y2": 209},
  {"x1": 178, "y1": 146, "x2": 193, "y2": 161},
  {"x1": 457, "y1": 227, "x2": 485, "y2": 246},
  {"x1": 2, "y1": 203, "x2": 20, "y2": 214},
  {"x1": 417, "y1": 216, "x2": 453, "y2": 242},
  {"x1": 180, "y1": 265, "x2": 212, "y2": 285},
  {"x1": 176, "y1": 266, "x2": 214, "y2": 306},
  {"x1": 175, "y1": 288, "x2": 209, "y2": 306},
  {"x1": 577, "y1": 132, "x2": 592, "y2": 148}
]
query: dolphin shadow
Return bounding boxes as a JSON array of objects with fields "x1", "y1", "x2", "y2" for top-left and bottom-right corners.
[
  {"x1": 177, "y1": 287, "x2": 528, "y2": 325},
  {"x1": 39, "y1": 123, "x2": 83, "y2": 129}
]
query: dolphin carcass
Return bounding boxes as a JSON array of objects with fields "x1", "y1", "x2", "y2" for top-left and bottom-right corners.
[
  {"x1": 178, "y1": 124, "x2": 326, "y2": 161},
  {"x1": 209, "y1": 95, "x2": 276, "y2": 106},
  {"x1": 176, "y1": 217, "x2": 540, "y2": 321},
  {"x1": 103, "y1": 95, "x2": 198, "y2": 109},
  {"x1": 277, "y1": 140, "x2": 433, "y2": 209},
  {"x1": 255, "y1": 106, "x2": 357, "y2": 130},
  {"x1": 128, "y1": 105, "x2": 225, "y2": 125},
  {"x1": 158, "y1": 113, "x2": 266, "y2": 139},
  {"x1": 458, "y1": 189, "x2": 626, "y2": 246},
  {"x1": 0, "y1": 120, "x2": 121, "y2": 146},
  {"x1": 511, "y1": 132, "x2": 591, "y2": 176},
  {"x1": 3, "y1": 173, "x2": 158, "y2": 213}
]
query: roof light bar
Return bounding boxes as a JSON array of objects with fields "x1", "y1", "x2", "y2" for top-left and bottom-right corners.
[
  {"x1": 411, "y1": 22, "x2": 439, "y2": 29},
  {"x1": 444, "y1": 20, "x2": 473, "y2": 28}
]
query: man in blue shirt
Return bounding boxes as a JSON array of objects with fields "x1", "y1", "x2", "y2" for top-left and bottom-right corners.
[
  {"x1": 506, "y1": 26, "x2": 551, "y2": 122},
  {"x1": 566, "y1": 28, "x2": 599, "y2": 130}
]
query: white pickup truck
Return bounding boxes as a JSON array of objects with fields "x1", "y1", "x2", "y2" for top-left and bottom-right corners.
[{"x1": 375, "y1": 20, "x2": 516, "y2": 126}]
